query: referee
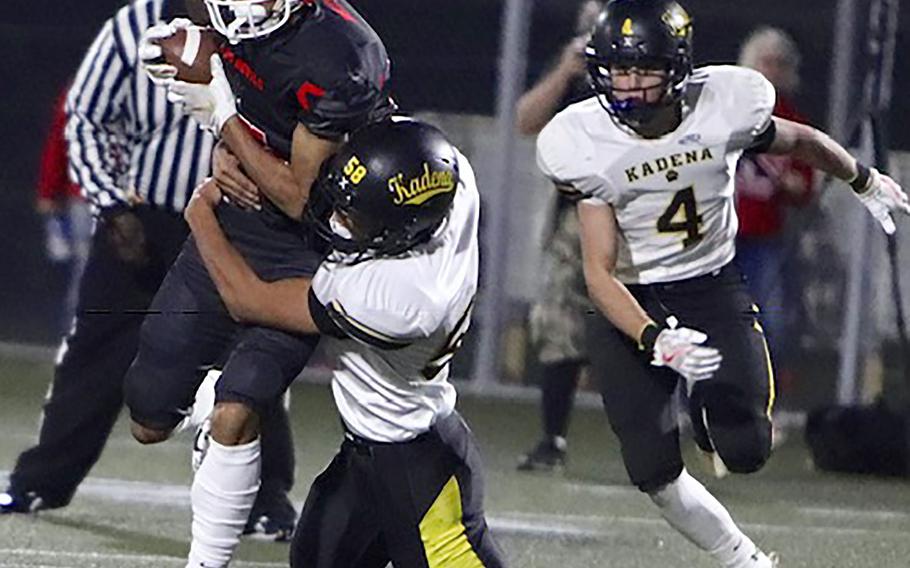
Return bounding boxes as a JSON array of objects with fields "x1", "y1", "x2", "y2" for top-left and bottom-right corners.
[{"x1": 0, "y1": 0, "x2": 297, "y2": 539}]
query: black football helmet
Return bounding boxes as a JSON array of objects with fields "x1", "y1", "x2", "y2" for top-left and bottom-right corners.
[
  {"x1": 308, "y1": 118, "x2": 460, "y2": 261},
  {"x1": 586, "y1": 0, "x2": 693, "y2": 130}
]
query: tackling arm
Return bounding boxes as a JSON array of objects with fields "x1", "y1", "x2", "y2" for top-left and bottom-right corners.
[
  {"x1": 184, "y1": 180, "x2": 319, "y2": 334},
  {"x1": 221, "y1": 121, "x2": 340, "y2": 220}
]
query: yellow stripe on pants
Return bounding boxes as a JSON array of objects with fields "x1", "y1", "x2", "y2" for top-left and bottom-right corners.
[
  {"x1": 419, "y1": 475, "x2": 484, "y2": 568},
  {"x1": 752, "y1": 318, "x2": 776, "y2": 418}
]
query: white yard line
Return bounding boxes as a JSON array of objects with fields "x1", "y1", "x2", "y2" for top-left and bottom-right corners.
[
  {"x1": 798, "y1": 506, "x2": 910, "y2": 522},
  {"x1": 0, "y1": 548, "x2": 284, "y2": 567},
  {"x1": 0, "y1": 471, "x2": 191, "y2": 508},
  {"x1": 3, "y1": 471, "x2": 906, "y2": 544},
  {"x1": 0, "y1": 342, "x2": 57, "y2": 363},
  {"x1": 493, "y1": 510, "x2": 910, "y2": 539},
  {"x1": 5, "y1": 432, "x2": 190, "y2": 454},
  {"x1": 560, "y1": 481, "x2": 640, "y2": 498},
  {"x1": 489, "y1": 516, "x2": 606, "y2": 540}
]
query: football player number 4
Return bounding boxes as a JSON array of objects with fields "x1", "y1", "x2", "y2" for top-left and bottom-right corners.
[
  {"x1": 657, "y1": 186, "x2": 703, "y2": 248},
  {"x1": 422, "y1": 299, "x2": 475, "y2": 380}
]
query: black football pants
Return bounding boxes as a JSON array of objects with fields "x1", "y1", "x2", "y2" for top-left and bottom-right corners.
[
  {"x1": 123, "y1": 202, "x2": 322, "y2": 433},
  {"x1": 290, "y1": 412, "x2": 505, "y2": 568},
  {"x1": 587, "y1": 262, "x2": 775, "y2": 493},
  {"x1": 8, "y1": 206, "x2": 296, "y2": 514}
]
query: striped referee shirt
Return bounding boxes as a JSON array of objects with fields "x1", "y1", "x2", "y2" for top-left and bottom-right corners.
[{"x1": 65, "y1": 0, "x2": 215, "y2": 213}]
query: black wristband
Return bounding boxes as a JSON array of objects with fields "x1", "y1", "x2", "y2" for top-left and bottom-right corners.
[
  {"x1": 850, "y1": 162, "x2": 872, "y2": 194},
  {"x1": 638, "y1": 322, "x2": 662, "y2": 352}
]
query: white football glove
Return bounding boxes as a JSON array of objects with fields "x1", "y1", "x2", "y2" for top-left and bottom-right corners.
[
  {"x1": 138, "y1": 18, "x2": 193, "y2": 86},
  {"x1": 651, "y1": 324, "x2": 722, "y2": 392},
  {"x1": 167, "y1": 55, "x2": 237, "y2": 135},
  {"x1": 855, "y1": 168, "x2": 910, "y2": 235}
]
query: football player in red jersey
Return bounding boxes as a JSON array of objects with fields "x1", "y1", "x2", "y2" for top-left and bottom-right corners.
[{"x1": 126, "y1": 1, "x2": 395, "y2": 565}]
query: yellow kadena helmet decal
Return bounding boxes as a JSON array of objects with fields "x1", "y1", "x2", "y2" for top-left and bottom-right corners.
[{"x1": 308, "y1": 118, "x2": 460, "y2": 261}]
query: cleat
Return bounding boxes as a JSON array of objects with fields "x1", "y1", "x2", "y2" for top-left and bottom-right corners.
[
  {"x1": 698, "y1": 448, "x2": 730, "y2": 479},
  {"x1": 178, "y1": 370, "x2": 220, "y2": 433},
  {"x1": 745, "y1": 547, "x2": 779, "y2": 568},
  {"x1": 771, "y1": 423, "x2": 788, "y2": 450},
  {"x1": 192, "y1": 418, "x2": 212, "y2": 472},
  {"x1": 187, "y1": 370, "x2": 219, "y2": 471},
  {"x1": 243, "y1": 513, "x2": 295, "y2": 542},
  {"x1": 516, "y1": 437, "x2": 567, "y2": 472},
  {"x1": 0, "y1": 489, "x2": 46, "y2": 514}
]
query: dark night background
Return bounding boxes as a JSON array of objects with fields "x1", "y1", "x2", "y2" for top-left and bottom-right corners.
[{"x1": 0, "y1": 0, "x2": 906, "y2": 343}]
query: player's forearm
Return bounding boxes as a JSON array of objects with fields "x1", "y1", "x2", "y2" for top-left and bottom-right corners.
[
  {"x1": 516, "y1": 68, "x2": 575, "y2": 136},
  {"x1": 769, "y1": 118, "x2": 857, "y2": 183},
  {"x1": 221, "y1": 118, "x2": 306, "y2": 218},
  {"x1": 248, "y1": 278, "x2": 320, "y2": 335},
  {"x1": 186, "y1": 202, "x2": 263, "y2": 322},
  {"x1": 583, "y1": 264, "x2": 655, "y2": 343}
]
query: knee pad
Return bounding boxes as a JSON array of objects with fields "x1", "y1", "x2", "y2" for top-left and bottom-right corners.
[
  {"x1": 699, "y1": 384, "x2": 772, "y2": 474},
  {"x1": 217, "y1": 329, "x2": 316, "y2": 412},
  {"x1": 216, "y1": 353, "x2": 288, "y2": 413},
  {"x1": 707, "y1": 410, "x2": 771, "y2": 474},
  {"x1": 124, "y1": 321, "x2": 202, "y2": 431},
  {"x1": 124, "y1": 362, "x2": 185, "y2": 431},
  {"x1": 718, "y1": 431, "x2": 771, "y2": 474}
]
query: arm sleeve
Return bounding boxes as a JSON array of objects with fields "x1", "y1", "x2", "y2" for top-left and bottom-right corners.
[
  {"x1": 726, "y1": 67, "x2": 777, "y2": 153},
  {"x1": 744, "y1": 119, "x2": 777, "y2": 154},
  {"x1": 65, "y1": 14, "x2": 135, "y2": 209}
]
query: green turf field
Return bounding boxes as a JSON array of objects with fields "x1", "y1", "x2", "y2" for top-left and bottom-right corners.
[{"x1": 1, "y1": 355, "x2": 909, "y2": 567}]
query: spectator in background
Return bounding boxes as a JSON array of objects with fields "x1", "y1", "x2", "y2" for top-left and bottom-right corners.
[
  {"x1": 516, "y1": 0, "x2": 601, "y2": 472},
  {"x1": 735, "y1": 28, "x2": 814, "y2": 376},
  {"x1": 35, "y1": 88, "x2": 93, "y2": 333},
  {"x1": 0, "y1": 0, "x2": 298, "y2": 541}
]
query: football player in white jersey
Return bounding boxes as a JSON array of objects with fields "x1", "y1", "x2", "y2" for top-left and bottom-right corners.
[
  {"x1": 184, "y1": 118, "x2": 505, "y2": 567},
  {"x1": 536, "y1": 1, "x2": 910, "y2": 566}
]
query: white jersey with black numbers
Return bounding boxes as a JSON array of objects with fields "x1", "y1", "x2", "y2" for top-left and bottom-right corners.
[
  {"x1": 310, "y1": 151, "x2": 479, "y2": 443},
  {"x1": 537, "y1": 65, "x2": 776, "y2": 284}
]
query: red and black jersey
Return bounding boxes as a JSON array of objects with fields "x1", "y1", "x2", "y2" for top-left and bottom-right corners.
[{"x1": 219, "y1": 0, "x2": 393, "y2": 161}]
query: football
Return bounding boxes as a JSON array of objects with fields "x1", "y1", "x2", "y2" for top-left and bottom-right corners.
[{"x1": 153, "y1": 26, "x2": 223, "y2": 84}]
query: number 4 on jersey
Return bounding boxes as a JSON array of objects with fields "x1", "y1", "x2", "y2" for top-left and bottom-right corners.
[{"x1": 657, "y1": 186, "x2": 703, "y2": 248}]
